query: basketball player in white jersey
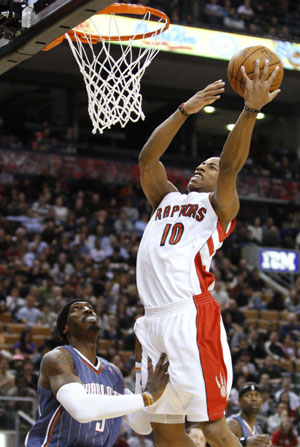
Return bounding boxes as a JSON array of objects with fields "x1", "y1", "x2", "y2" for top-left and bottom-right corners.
[{"x1": 134, "y1": 59, "x2": 281, "y2": 447}]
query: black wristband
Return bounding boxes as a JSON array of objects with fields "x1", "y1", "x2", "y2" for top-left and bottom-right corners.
[
  {"x1": 239, "y1": 437, "x2": 247, "y2": 447},
  {"x1": 244, "y1": 105, "x2": 260, "y2": 113},
  {"x1": 178, "y1": 103, "x2": 190, "y2": 117}
]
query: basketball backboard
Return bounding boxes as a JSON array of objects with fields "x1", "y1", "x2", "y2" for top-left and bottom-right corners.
[{"x1": 0, "y1": 0, "x2": 113, "y2": 75}]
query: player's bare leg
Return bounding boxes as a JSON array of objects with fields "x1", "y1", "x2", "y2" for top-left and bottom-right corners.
[
  {"x1": 151, "y1": 423, "x2": 197, "y2": 447},
  {"x1": 199, "y1": 416, "x2": 241, "y2": 447}
]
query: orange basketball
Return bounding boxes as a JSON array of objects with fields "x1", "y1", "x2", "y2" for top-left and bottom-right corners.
[{"x1": 227, "y1": 46, "x2": 284, "y2": 97}]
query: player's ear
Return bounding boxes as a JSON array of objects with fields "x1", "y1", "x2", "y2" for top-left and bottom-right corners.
[{"x1": 63, "y1": 325, "x2": 68, "y2": 336}]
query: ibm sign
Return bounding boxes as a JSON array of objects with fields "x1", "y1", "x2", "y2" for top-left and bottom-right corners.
[{"x1": 259, "y1": 249, "x2": 300, "y2": 273}]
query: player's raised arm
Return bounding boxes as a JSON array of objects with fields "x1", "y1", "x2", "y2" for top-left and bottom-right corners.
[
  {"x1": 139, "y1": 80, "x2": 225, "y2": 209},
  {"x1": 40, "y1": 347, "x2": 169, "y2": 423},
  {"x1": 210, "y1": 59, "x2": 281, "y2": 230}
]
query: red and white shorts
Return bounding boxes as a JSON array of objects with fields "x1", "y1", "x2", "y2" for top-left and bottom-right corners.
[{"x1": 134, "y1": 292, "x2": 232, "y2": 423}]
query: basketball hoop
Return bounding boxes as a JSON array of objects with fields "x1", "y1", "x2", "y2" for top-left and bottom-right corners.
[{"x1": 44, "y1": 3, "x2": 170, "y2": 134}]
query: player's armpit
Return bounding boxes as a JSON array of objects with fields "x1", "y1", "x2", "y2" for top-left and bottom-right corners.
[
  {"x1": 226, "y1": 418, "x2": 242, "y2": 437},
  {"x1": 210, "y1": 183, "x2": 239, "y2": 230},
  {"x1": 140, "y1": 161, "x2": 177, "y2": 209},
  {"x1": 40, "y1": 347, "x2": 81, "y2": 395}
]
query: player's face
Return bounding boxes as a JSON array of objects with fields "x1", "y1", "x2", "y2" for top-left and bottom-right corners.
[
  {"x1": 65, "y1": 301, "x2": 99, "y2": 338},
  {"x1": 188, "y1": 157, "x2": 220, "y2": 193},
  {"x1": 239, "y1": 391, "x2": 262, "y2": 414}
]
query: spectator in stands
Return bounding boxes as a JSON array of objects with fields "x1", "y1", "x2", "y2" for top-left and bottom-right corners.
[
  {"x1": 50, "y1": 252, "x2": 75, "y2": 286},
  {"x1": 31, "y1": 193, "x2": 52, "y2": 222},
  {"x1": 271, "y1": 417, "x2": 298, "y2": 447},
  {"x1": 267, "y1": 402, "x2": 289, "y2": 434},
  {"x1": 5, "y1": 286, "x2": 25, "y2": 316},
  {"x1": 114, "y1": 210, "x2": 134, "y2": 234},
  {"x1": 248, "y1": 269, "x2": 265, "y2": 292},
  {"x1": 212, "y1": 280, "x2": 230, "y2": 310},
  {"x1": 0, "y1": 356, "x2": 15, "y2": 394},
  {"x1": 13, "y1": 328, "x2": 37, "y2": 360},
  {"x1": 262, "y1": 220, "x2": 282, "y2": 247},
  {"x1": 23, "y1": 358, "x2": 38, "y2": 390},
  {"x1": 124, "y1": 366, "x2": 136, "y2": 393},
  {"x1": 281, "y1": 334, "x2": 298, "y2": 360},
  {"x1": 204, "y1": 0, "x2": 224, "y2": 25},
  {"x1": 248, "y1": 329, "x2": 267, "y2": 359},
  {"x1": 237, "y1": 0, "x2": 254, "y2": 26},
  {"x1": 102, "y1": 314, "x2": 122, "y2": 341},
  {"x1": 275, "y1": 377, "x2": 300, "y2": 412},
  {"x1": 223, "y1": 7, "x2": 245, "y2": 30},
  {"x1": 280, "y1": 313, "x2": 300, "y2": 341},
  {"x1": 259, "y1": 356, "x2": 282, "y2": 384},
  {"x1": 53, "y1": 195, "x2": 69, "y2": 223},
  {"x1": 264, "y1": 330, "x2": 285, "y2": 361},
  {"x1": 7, "y1": 372, "x2": 38, "y2": 417},
  {"x1": 15, "y1": 294, "x2": 42, "y2": 326},
  {"x1": 284, "y1": 291, "x2": 300, "y2": 314}
]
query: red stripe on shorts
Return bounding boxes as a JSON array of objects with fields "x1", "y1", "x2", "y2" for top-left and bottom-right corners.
[{"x1": 193, "y1": 293, "x2": 228, "y2": 421}]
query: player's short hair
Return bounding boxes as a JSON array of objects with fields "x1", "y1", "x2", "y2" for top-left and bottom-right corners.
[{"x1": 56, "y1": 299, "x2": 94, "y2": 343}]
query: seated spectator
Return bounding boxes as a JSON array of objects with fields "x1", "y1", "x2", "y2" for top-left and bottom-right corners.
[
  {"x1": 7, "y1": 372, "x2": 38, "y2": 417},
  {"x1": 124, "y1": 366, "x2": 135, "y2": 393},
  {"x1": 271, "y1": 417, "x2": 298, "y2": 447},
  {"x1": 211, "y1": 280, "x2": 230, "y2": 310},
  {"x1": 114, "y1": 210, "x2": 134, "y2": 234},
  {"x1": 264, "y1": 330, "x2": 285, "y2": 361},
  {"x1": 102, "y1": 314, "x2": 122, "y2": 341},
  {"x1": 259, "y1": 355, "x2": 282, "y2": 384},
  {"x1": 0, "y1": 356, "x2": 15, "y2": 394},
  {"x1": 268, "y1": 402, "x2": 289, "y2": 434},
  {"x1": 13, "y1": 328, "x2": 37, "y2": 360},
  {"x1": 52, "y1": 195, "x2": 68, "y2": 223},
  {"x1": 275, "y1": 378, "x2": 300, "y2": 413},
  {"x1": 223, "y1": 7, "x2": 245, "y2": 30},
  {"x1": 23, "y1": 358, "x2": 38, "y2": 390},
  {"x1": 5, "y1": 286, "x2": 25, "y2": 316},
  {"x1": 237, "y1": 0, "x2": 254, "y2": 25},
  {"x1": 284, "y1": 290, "x2": 300, "y2": 314},
  {"x1": 31, "y1": 194, "x2": 52, "y2": 222},
  {"x1": 204, "y1": 0, "x2": 224, "y2": 25},
  {"x1": 15, "y1": 294, "x2": 43, "y2": 326},
  {"x1": 50, "y1": 252, "x2": 75, "y2": 286},
  {"x1": 247, "y1": 216, "x2": 263, "y2": 244},
  {"x1": 280, "y1": 313, "x2": 300, "y2": 341},
  {"x1": 281, "y1": 334, "x2": 298, "y2": 360}
]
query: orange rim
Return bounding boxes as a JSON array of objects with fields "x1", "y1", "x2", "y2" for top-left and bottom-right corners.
[
  {"x1": 67, "y1": 2, "x2": 169, "y2": 43},
  {"x1": 43, "y1": 2, "x2": 169, "y2": 51}
]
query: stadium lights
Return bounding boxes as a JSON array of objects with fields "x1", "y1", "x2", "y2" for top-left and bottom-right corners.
[
  {"x1": 226, "y1": 124, "x2": 235, "y2": 131},
  {"x1": 203, "y1": 106, "x2": 215, "y2": 113}
]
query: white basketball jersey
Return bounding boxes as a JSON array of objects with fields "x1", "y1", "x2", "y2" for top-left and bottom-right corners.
[{"x1": 136, "y1": 191, "x2": 235, "y2": 307}]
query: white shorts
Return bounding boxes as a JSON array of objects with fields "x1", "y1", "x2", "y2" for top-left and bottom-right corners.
[{"x1": 134, "y1": 292, "x2": 233, "y2": 423}]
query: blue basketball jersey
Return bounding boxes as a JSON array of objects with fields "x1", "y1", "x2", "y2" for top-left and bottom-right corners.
[
  {"x1": 25, "y1": 345, "x2": 124, "y2": 447},
  {"x1": 231, "y1": 413, "x2": 260, "y2": 437}
]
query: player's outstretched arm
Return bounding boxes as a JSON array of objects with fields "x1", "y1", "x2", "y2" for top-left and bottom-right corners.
[
  {"x1": 210, "y1": 59, "x2": 281, "y2": 230},
  {"x1": 41, "y1": 348, "x2": 169, "y2": 423},
  {"x1": 139, "y1": 80, "x2": 224, "y2": 209}
]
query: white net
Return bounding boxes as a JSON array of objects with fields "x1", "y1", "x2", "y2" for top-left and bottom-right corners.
[{"x1": 65, "y1": 10, "x2": 168, "y2": 134}]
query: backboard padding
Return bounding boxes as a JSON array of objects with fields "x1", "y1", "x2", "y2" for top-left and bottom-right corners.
[{"x1": 0, "y1": 0, "x2": 113, "y2": 75}]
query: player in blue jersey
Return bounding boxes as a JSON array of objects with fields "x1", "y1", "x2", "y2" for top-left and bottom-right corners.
[
  {"x1": 227, "y1": 383, "x2": 271, "y2": 447},
  {"x1": 25, "y1": 299, "x2": 169, "y2": 447}
]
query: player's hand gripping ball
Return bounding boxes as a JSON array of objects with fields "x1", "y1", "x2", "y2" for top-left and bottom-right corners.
[{"x1": 227, "y1": 46, "x2": 284, "y2": 97}]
